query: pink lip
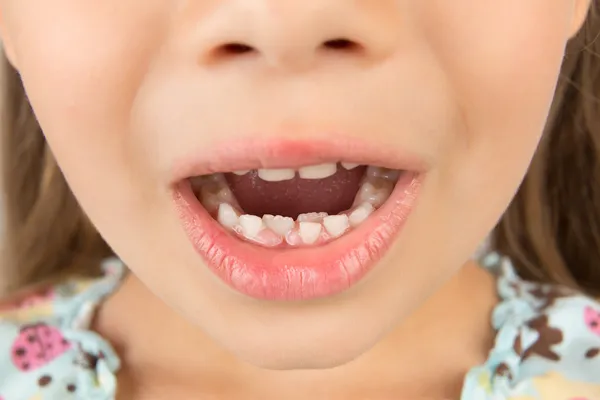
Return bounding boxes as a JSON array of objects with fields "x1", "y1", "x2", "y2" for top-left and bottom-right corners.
[
  {"x1": 170, "y1": 137, "x2": 430, "y2": 182},
  {"x1": 171, "y1": 139, "x2": 425, "y2": 301}
]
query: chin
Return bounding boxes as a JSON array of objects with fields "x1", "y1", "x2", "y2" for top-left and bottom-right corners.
[{"x1": 206, "y1": 306, "x2": 392, "y2": 372}]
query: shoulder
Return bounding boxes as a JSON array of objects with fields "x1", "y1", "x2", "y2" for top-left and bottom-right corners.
[
  {"x1": 0, "y1": 258, "x2": 125, "y2": 400},
  {"x1": 0, "y1": 257, "x2": 124, "y2": 325},
  {"x1": 462, "y1": 254, "x2": 600, "y2": 399}
]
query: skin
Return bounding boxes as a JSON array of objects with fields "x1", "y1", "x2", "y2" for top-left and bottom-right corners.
[{"x1": 0, "y1": 0, "x2": 592, "y2": 398}]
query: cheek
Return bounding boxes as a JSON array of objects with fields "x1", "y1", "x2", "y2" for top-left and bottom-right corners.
[
  {"x1": 379, "y1": 0, "x2": 574, "y2": 284},
  {"x1": 8, "y1": 2, "x2": 172, "y2": 223},
  {"x1": 416, "y1": 0, "x2": 571, "y2": 200},
  {"x1": 9, "y1": 2, "x2": 167, "y2": 173},
  {"x1": 422, "y1": 0, "x2": 570, "y2": 149}
]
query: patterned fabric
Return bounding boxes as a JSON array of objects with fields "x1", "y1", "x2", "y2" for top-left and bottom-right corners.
[
  {"x1": 0, "y1": 259, "x2": 123, "y2": 400},
  {"x1": 0, "y1": 255, "x2": 599, "y2": 399},
  {"x1": 462, "y1": 253, "x2": 600, "y2": 399}
]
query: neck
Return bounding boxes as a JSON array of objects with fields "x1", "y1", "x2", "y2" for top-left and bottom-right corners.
[{"x1": 94, "y1": 260, "x2": 497, "y2": 399}]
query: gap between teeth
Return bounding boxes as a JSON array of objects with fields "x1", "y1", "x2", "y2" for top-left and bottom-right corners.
[{"x1": 235, "y1": 161, "x2": 362, "y2": 182}]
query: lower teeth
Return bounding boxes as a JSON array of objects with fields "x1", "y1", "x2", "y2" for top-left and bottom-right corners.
[{"x1": 192, "y1": 166, "x2": 400, "y2": 248}]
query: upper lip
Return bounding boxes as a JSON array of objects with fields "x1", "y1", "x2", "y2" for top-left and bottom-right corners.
[{"x1": 170, "y1": 136, "x2": 430, "y2": 183}]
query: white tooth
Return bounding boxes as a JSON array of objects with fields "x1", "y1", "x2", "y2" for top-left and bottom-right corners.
[
  {"x1": 258, "y1": 168, "x2": 296, "y2": 182},
  {"x1": 362, "y1": 180, "x2": 393, "y2": 207},
  {"x1": 341, "y1": 162, "x2": 360, "y2": 170},
  {"x1": 263, "y1": 215, "x2": 295, "y2": 236},
  {"x1": 372, "y1": 187, "x2": 392, "y2": 208},
  {"x1": 218, "y1": 203, "x2": 239, "y2": 229},
  {"x1": 349, "y1": 203, "x2": 374, "y2": 227},
  {"x1": 323, "y1": 215, "x2": 349, "y2": 238},
  {"x1": 216, "y1": 187, "x2": 235, "y2": 204},
  {"x1": 239, "y1": 215, "x2": 264, "y2": 238},
  {"x1": 298, "y1": 163, "x2": 338, "y2": 179},
  {"x1": 299, "y1": 222, "x2": 322, "y2": 245},
  {"x1": 297, "y1": 212, "x2": 328, "y2": 223},
  {"x1": 233, "y1": 170, "x2": 250, "y2": 176},
  {"x1": 356, "y1": 182, "x2": 376, "y2": 203},
  {"x1": 355, "y1": 182, "x2": 391, "y2": 208}
]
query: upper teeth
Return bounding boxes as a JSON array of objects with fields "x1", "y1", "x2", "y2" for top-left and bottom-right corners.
[
  {"x1": 298, "y1": 163, "x2": 338, "y2": 179},
  {"x1": 258, "y1": 168, "x2": 296, "y2": 182},
  {"x1": 341, "y1": 162, "x2": 360, "y2": 170},
  {"x1": 232, "y1": 162, "x2": 361, "y2": 182}
]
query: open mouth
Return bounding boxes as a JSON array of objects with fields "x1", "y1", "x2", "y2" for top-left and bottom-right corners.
[
  {"x1": 172, "y1": 140, "x2": 424, "y2": 301},
  {"x1": 191, "y1": 163, "x2": 401, "y2": 247}
]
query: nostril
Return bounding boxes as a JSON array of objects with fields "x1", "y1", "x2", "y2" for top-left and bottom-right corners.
[
  {"x1": 202, "y1": 42, "x2": 257, "y2": 65},
  {"x1": 201, "y1": 38, "x2": 365, "y2": 67},
  {"x1": 211, "y1": 42, "x2": 256, "y2": 59},
  {"x1": 220, "y1": 42, "x2": 255, "y2": 55},
  {"x1": 321, "y1": 38, "x2": 363, "y2": 52}
]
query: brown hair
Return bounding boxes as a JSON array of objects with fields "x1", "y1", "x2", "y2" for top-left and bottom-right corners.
[
  {"x1": 494, "y1": 4, "x2": 600, "y2": 297},
  {"x1": 0, "y1": 59, "x2": 112, "y2": 295},
  {"x1": 1, "y1": 9, "x2": 600, "y2": 296}
]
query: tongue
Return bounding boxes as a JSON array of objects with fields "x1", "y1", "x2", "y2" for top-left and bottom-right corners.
[{"x1": 225, "y1": 166, "x2": 366, "y2": 219}]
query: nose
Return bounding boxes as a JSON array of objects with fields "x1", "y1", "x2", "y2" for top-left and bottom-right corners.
[{"x1": 185, "y1": 2, "x2": 400, "y2": 71}]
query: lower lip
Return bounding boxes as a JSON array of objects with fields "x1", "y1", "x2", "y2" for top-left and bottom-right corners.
[{"x1": 173, "y1": 172, "x2": 422, "y2": 301}]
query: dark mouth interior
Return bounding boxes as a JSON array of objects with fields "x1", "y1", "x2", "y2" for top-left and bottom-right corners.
[{"x1": 225, "y1": 166, "x2": 367, "y2": 219}]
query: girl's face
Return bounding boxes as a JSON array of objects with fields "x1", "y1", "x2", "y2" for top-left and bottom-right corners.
[{"x1": 0, "y1": 0, "x2": 589, "y2": 369}]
